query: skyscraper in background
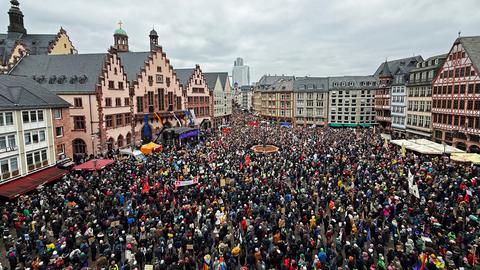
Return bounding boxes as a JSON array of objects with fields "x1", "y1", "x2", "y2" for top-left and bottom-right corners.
[{"x1": 232, "y1": 57, "x2": 250, "y2": 86}]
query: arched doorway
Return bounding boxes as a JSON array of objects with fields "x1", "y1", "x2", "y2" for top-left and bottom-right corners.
[
  {"x1": 469, "y1": 144, "x2": 480, "y2": 154},
  {"x1": 126, "y1": 133, "x2": 132, "y2": 146},
  {"x1": 456, "y1": 142, "x2": 467, "y2": 151},
  {"x1": 107, "y1": 137, "x2": 114, "y2": 151},
  {"x1": 72, "y1": 139, "x2": 87, "y2": 160},
  {"x1": 117, "y1": 135, "x2": 124, "y2": 148}
]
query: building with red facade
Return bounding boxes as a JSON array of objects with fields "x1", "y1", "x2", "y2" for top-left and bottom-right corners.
[{"x1": 432, "y1": 36, "x2": 480, "y2": 153}]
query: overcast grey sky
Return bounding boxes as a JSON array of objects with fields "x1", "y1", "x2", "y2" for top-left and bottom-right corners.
[{"x1": 2, "y1": 0, "x2": 480, "y2": 82}]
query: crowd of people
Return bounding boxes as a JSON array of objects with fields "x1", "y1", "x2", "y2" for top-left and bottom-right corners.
[{"x1": 0, "y1": 112, "x2": 479, "y2": 270}]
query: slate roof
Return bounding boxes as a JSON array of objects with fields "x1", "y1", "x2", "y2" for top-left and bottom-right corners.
[
  {"x1": 203, "y1": 73, "x2": 219, "y2": 90},
  {"x1": 174, "y1": 68, "x2": 195, "y2": 86},
  {"x1": 458, "y1": 36, "x2": 480, "y2": 72},
  {"x1": 256, "y1": 75, "x2": 294, "y2": 87},
  {"x1": 0, "y1": 33, "x2": 58, "y2": 66},
  {"x1": 293, "y1": 77, "x2": 329, "y2": 92},
  {"x1": 374, "y1": 56, "x2": 423, "y2": 77},
  {"x1": 117, "y1": 52, "x2": 151, "y2": 83},
  {"x1": 204, "y1": 72, "x2": 229, "y2": 90},
  {"x1": 328, "y1": 75, "x2": 378, "y2": 89},
  {"x1": 0, "y1": 75, "x2": 70, "y2": 109},
  {"x1": 267, "y1": 78, "x2": 294, "y2": 92},
  {"x1": 10, "y1": 53, "x2": 106, "y2": 94}
]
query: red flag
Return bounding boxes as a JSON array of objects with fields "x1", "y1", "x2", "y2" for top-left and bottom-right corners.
[
  {"x1": 464, "y1": 190, "x2": 470, "y2": 203},
  {"x1": 142, "y1": 182, "x2": 150, "y2": 194},
  {"x1": 245, "y1": 155, "x2": 251, "y2": 166},
  {"x1": 239, "y1": 162, "x2": 243, "y2": 171}
]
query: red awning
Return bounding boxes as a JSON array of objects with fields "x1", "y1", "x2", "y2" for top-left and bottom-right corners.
[
  {"x1": 0, "y1": 166, "x2": 67, "y2": 200},
  {"x1": 73, "y1": 159, "x2": 114, "y2": 171}
]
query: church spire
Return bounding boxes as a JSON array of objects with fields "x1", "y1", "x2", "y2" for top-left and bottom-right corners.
[
  {"x1": 8, "y1": 0, "x2": 27, "y2": 35},
  {"x1": 149, "y1": 27, "x2": 158, "y2": 51}
]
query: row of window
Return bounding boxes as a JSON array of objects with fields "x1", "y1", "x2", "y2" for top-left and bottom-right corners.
[
  {"x1": 408, "y1": 101, "x2": 432, "y2": 112},
  {"x1": 391, "y1": 86, "x2": 406, "y2": 94},
  {"x1": 26, "y1": 149, "x2": 48, "y2": 167},
  {"x1": 439, "y1": 66, "x2": 476, "y2": 79},
  {"x1": 105, "y1": 113, "x2": 132, "y2": 129},
  {"x1": 190, "y1": 106, "x2": 210, "y2": 117},
  {"x1": 107, "y1": 81, "x2": 125, "y2": 90},
  {"x1": 433, "y1": 99, "x2": 480, "y2": 111},
  {"x1": 297, "y1": 93, "x2": 326, "y2": 99},
  {"x1": 408, "y1": 86, "x2": 432, "y2": 97},
  {"x1": 391, "y1": 106, "x2": 405, "y2": 114},
  {"x1": 331, "y1": 81, "x2": 377, "y2": 87},
  {"x1": 331, "y1": 107, "x2": 374, "y2": 113},
  {"x1": 331, "y1": 90, "x2": 373, "y2": 96},
  {"x1": 105, "y1": 97, "x2": 130, "y2": 107},
  {"x1": 433, "y1": 114, "x2": 480, "y2": 129},
  {"x1": 22, "y1": 110, "x2": 44, "y2": 123},
  {"x1": 187, "y1": 96, "x2": 210, "y2": 104},
  {"x1": 448, "y1": 50, "x2": 466, "y2": 61},
  {"x1": 392, "y1": 116, "x2": 405, "y2": 125},
  {"x1": 297, "y1": 108, "x2": 324, "y2": 116},
  {"x1": 391, "y1": 96, "x2": 405, "y2": 103},
  {"x1": 331, "y1": 115, "x2": 375, "y2": 121},
  {"x1": 407, "y1": 115, "x2": 431, "y2": 128},
  {"x1": 331, "y1": 99, "x2": 373, "y2": 105},
  {"x1": 24, "y1": 130, "x2": 46, "y2": 145},
  {"x1": 410, "y1": 70, "x2": 435, "y2": 83},
  {"x1": 297, "y1": 100, "x2": 325, "y2": 107},
  {"x1": 137, "y1": 92, "x2": 182, "y2": 113},
  {"x1": 433, "y1": 83, "x2": 480, "y2": 95}
]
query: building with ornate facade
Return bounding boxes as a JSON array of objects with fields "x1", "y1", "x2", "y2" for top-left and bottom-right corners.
[
  {"x1": 0, "y1": 75, "x2": 70, "y2": 183},
  {"x1": 175, "y1": 66, "x2": 212, "y2": 129},
  {"x1": 406, "y1": 54, "x2": 446, "y2": 139},
  {"x1": 328, "y1": 76, "x2": 377, "y2": 127},
  {"x1": 252, "y1": 75, "x2": 294, "y2": 116},
  {"x1": 374, "y1": 56, "x2": 423, "y2": 134},
  {"x1": 0, "y1": 0, "x2": 76, "y2": 73},
  {"x1": 432, "y1": 36, "x2": 480, "y2": 152},
  {"x1": 204, "y1": 72, "x2": 232, "y2": 127}
]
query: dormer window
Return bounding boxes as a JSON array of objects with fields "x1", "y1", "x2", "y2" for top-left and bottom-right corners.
[
  {"x1": 341, "y1": 81, "x2": 346, "y2": 87},
  {"x1": 348, "y1": 81, "x2": 354, "y2": 86}
]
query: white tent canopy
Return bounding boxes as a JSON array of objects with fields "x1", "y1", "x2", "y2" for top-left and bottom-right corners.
[{"x1": 390, "y1": 139, "x2": 465, "y2": 155}]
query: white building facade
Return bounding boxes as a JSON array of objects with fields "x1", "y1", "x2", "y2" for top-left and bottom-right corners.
[{"x1": 0, "y1": 76, "x2": 70, "y2": 183}]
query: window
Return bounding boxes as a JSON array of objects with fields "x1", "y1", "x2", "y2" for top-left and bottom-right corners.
[
  {"x1": 124, "y1": 97, "x2": 130, "y2": 106},
  {"x1": 157, "y1": 66, "x2": 162, "y2": 73},
  {"x1": 74, "y1": 98, "x2": 82, "y2": 108},
  {"x1": 158, "y1": 89, "x2": 165, "y2": 110},
  {"x1": 39, "y1": 130, "x2": 46, "y2": 142},
  {"x1": 176, "y1": 96, "x2": 182, "y2": 110},
  {"x1": 137, "y1": 96, "x2": 144, "y2": 113},
  {"x1": 73, "y1": 116, "x2": 86, "y2": 130},
  {"x1": 167, "y1": 92, "x2": 173, "y2": 111},
  {"x1": 56, "y1": 144, "x2": 65, "y2": 155},
  {"x1": 156, "y1": 75, "x2": 163, "y2": 83},
  {"x1": 116, "y1": 98, "x2": 122, "y2": 107},
  {"x1": 106, "y1": 115, "x2": 113, "y2": 128},
  {"x1": 118, "y1": 82, "x2": 124, "y2": 90},
  {"x1": 38, "y1": 110, "x2": 43, "y2": 122},
  {"x1": 114, "y1": 68, "x2": 118, "y2": 75},
  {"x1": 105, "y1": 98, "x2": 112, "y2": 107},
  {"x1": 30, "y1": 111, "x2": 37, "y2": 122},
  {"x1": 124, "y1": 113, "x2": 131, "y2": 125},
  {"x1": 54, "y1": 109, "x2": 62, "y2": 119},
  {"x1": 116, "y1": 114, "x2": 123, "y2": 126},
  {"x1": 147, "y1": 91, "x2": 154, "y2": 106},
  {"x1": 108, "y1": 81, "x2": 115, "y2": 89},
  {"x1": 56, "y1": 126, "x2": 64, "y2": 137},
  {"x1": 24, "y1": 132, "x2": 31, "y2": 145}
]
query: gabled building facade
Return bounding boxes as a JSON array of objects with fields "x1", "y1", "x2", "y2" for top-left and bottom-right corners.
[
  {"x1": 406, "y1": 54, "x2": 446, "y2": 139},
  {"x1": 432, "y1": 36, "x2": 480, "y2": 152},
  {"x1": 119, "y1": 30, "x2": 186, "y2": 144},
  {"x1": 204, "y1": 72, "x2": 232, "y2": 127},
  {"x1": 176, "y1": 66, "x2": 212, "y2": 129},
  {"x1": 10, "y1": 47, "x2": 132, "y2": 161},
  {"x1": 374, "y1": 56, "x2": 423, "y2": 134},
  {"x1": 1, "y1": 0, "x2": 77, "y2": 73}
]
